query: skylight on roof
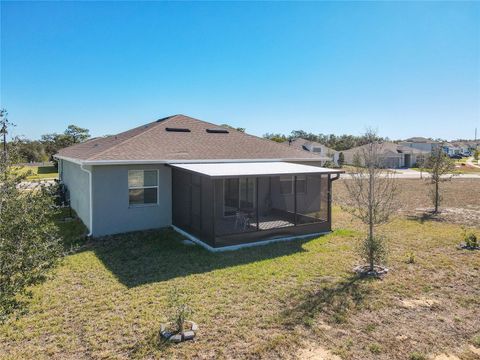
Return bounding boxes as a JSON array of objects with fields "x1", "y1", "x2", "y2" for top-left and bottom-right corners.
[
  {"x1": 206, "y1": 128, "x2": 229, "y2": 134},
  {"x1": 165, "y1": 127, "x2": 191, "y2": 132}
]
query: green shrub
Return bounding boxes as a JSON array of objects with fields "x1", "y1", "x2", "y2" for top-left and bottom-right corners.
[
  {"x1": 1, "y1": 141, "x2": 62, "y2": 321},
  {"x1": 472, "y1": 335, "x2": 480, "y2": 347},
  {"x1": 368, "y1": 343, "x2": 382, "y2": 354},
  {"x1": 405, "y1": 252, "x2": 416, "y2": 264},
  {"x1": 465, "y1": 232, "x2": 478, "y2": 248},
  {"x1": 410, "y1": 352, "x2": 426, "y2": 360},
  {"x1": 167, "y1": 286, "x2": 193, "y2": 333}
]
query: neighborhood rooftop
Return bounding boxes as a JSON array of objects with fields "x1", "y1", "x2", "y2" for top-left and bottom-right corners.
[
  {"x1": 57, "y1": 115, "x2": 322, "y2": 163},
  {"x1": 344, "y1": 141, "x2": 430, "y2": 155}
]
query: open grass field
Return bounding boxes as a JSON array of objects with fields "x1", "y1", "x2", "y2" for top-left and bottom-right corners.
[
  {"x1": 1, "y1": 179, "x2": 479, "y2": 360},
  {"x1": 335, "y1": 178, "x2": 480, "y2": 226},
  {"x1": 15, "y1": 165, "x2": 59, "y2": 180}
]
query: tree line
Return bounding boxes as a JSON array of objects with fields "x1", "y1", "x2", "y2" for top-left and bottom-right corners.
[
  {"x1": 263, "y1": 130, "x2": 388, "y2": 151},
  {"x1": 9, "y1": 125, "x2": 90, "y2": 163}
]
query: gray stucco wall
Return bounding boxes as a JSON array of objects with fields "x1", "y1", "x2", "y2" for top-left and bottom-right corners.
[
  {"x1": 61, "y1": 160, "x2": 91, "y2": 230},
  {"x1": 91, "y1": 164, "x2": 172, "y2": 237}
]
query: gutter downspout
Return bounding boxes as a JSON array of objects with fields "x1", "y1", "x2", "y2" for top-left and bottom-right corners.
[
  {"x1": 80, "y1": 164, "x2": 93, "y2": 237},
  {"x1": 327, "y1": 173, "x2": 341, "y2": 225}
]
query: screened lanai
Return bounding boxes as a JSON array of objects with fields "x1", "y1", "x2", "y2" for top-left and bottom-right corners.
[{"x1": 170, "y1": 162, "x2": 342, "y2": 249}]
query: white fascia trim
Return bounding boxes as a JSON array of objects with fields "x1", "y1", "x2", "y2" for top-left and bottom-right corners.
[
  {"x1": 68, "y1": 158, "x2": 324, "y2": 166},
  {"x1": 53, "y1": 155, "x2": 84, "y2": 165},
  {"x1": 171, "y1": 225, "x2": 329, "y2": 252},
  {"x1": 79, "y1": 164, "x2": 93, "y2": 236}
]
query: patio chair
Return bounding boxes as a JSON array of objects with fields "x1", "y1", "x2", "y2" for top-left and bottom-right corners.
[{"x1": 234, "y1": 211, "x2": 250, "y2": 231}]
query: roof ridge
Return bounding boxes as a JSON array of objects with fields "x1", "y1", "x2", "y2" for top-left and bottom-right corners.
[{"x1": 87, "y1": 115, "x2": 180, "y2": 160}]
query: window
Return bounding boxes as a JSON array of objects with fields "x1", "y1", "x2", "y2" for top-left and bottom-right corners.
[
  {"x1": 128, "y1": 170, "x2": 158, "y2": 206},
  {"x1": 280, "y1": 176, "x2": 293, "y2": 194},
  {"x1": 296, "y1": 175, "x2": 307, "y2": 194},
  {"x1": 280, "y1": 175, "x2": 306, "y2": 195},
  {"x1": 223, "y1": 177, "x2": 256, "y2": 216}
]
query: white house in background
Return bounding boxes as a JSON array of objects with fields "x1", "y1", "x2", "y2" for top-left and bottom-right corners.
[
  {"x1": 442, "y1": 143, "x2": 469, "y2": 156},
  {"x1": 286, "y1": 138, "x2": 339, "y2": 166},
  {"x1": 450, "y1": 142, "x2": 473, "y2": 156},
  {"x1": 399, "y1": 137, "x2": 441, "y2": 153}
]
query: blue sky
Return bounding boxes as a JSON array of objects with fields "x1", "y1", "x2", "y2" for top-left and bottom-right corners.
[{"x1": 1, "y1": 1, "x2": 479, "y2": 140}]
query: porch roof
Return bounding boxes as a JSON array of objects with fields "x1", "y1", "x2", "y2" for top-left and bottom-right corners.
[{"x1": 170, "y1": 161, "x2": 344, "y2": 178}]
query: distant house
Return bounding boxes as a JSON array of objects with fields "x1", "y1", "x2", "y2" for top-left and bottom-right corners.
[
  {"x1": 399, "y1": 137, "x2": 441, "y2": 153},
  {"x1": 55, "y1": 115, "x2": 343, "y2": 250},
  {"x1": 442, "y1": 143, "x2": 462, "y2": 156},
  {"x1": 449, "y1": 142, "x2": 473, "y2": 156},
  {"x1": 342, "y1": 142, "x2": 429, "y2": 168},
  {"x1": 401, "y1": 137, "x2": 477, "y2": 157},
  {"x1": 286, "y1": 138, "x2": 339, "y2": 165}
]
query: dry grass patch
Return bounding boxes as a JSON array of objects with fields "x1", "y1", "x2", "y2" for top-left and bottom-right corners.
[{"x1": 334, "y1": 178, "x2": 480, "y2": 227}]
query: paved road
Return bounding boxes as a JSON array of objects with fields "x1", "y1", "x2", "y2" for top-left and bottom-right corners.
[{"x1": 341, "y1": 168, "x2": 480, "y2": 179}]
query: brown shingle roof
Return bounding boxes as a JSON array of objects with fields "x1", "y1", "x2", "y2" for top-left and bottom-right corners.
[
  {"x1": 56, "y1": 115, "x2": 321, "y2": 163},
  {"x1": 288, "y1": 138, "x2": 337, "y2": 154}
]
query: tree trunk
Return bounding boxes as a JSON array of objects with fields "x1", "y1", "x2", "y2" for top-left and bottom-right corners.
[
  {"x1": 368, "y1": 163, "x2": 375, "y2": 272},
  {"x1": 434, "y1": 181, "x2": 439, "y2": 213}
]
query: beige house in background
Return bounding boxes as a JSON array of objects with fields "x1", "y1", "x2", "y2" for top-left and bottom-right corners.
[
  {"x1": 342, "y1": 142, "x2": 429, "y2": 168},
  {"x1": 399, "y1": 137, "x2": 441, "y2": 153}
]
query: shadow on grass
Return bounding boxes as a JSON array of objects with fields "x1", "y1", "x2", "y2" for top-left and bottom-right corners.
[
  {"x1": 56, "y1": 208, "x2": 89, "y2": 253},
  {"x1": 405, "y1": 210, "x2": 446, "y2": 224},
  {"x1": 281, "y1": 275, "x2": 371, "y2": 327},
  {"x1": 37, "y1": 166, "x2": 57, "y2": 174},
  {"x1": 89, "y1": 227, "x2": 312, "y2": 287}
]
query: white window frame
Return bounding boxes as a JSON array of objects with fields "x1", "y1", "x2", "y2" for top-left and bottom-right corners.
[{"x1": 128, "y1": 169, "x2": 159, "y2": 207}]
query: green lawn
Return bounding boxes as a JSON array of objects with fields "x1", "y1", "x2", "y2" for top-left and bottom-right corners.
[
  {"x1": 15, "y1": 165, "x2": 58, "y2": 180},
  {"x1": 0, "y1": 208, "x2": 479, "y2": 359}
]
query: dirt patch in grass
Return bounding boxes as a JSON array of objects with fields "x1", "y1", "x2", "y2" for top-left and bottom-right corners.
[
  {"x1": 399, "y1": 297, "x2": 440, "y2": 309},
  {"x1": 298, "y1": 343, "x2": 342, "y2": 359}
]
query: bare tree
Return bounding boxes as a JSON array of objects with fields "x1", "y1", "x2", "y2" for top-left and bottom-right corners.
[
  {"x1": 342, "y1": 130, "x2": 399, "y2": 273},
  {"x1": 417, "y1": 153, "x2": 427, "y2": 179},
  {"x1": 426, "y1": 147, "x2": 456, "y2": 213}
]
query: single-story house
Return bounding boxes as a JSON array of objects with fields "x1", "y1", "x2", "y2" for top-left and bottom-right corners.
[
  {"x1": 55, "y1": 115, "x2": 343, "y2": 250},
  {"x1": 342, "y1": 142, "x2": 429, "y2": 168},
  {"x1": 442, "y1": 143, "x2": 463, "y2": 156},
  {"x1": 446, "y1": 142, "x2": 473, "y2": 156},
  {"x1": 285, "y1": 138, "x2": 339, "y2": 166},
  {"x1": 399, "y1": 137, "x2": 441, "y2": 153}
]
